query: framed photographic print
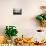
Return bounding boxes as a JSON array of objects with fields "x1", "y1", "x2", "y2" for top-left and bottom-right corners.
[{"x1": 13, "y1": 8, "x2": 22, "y2": 15}]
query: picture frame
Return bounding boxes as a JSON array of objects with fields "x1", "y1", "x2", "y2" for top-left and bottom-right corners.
[{"x1": 13, "y1": 8, "x2": 22, "y2": 15}]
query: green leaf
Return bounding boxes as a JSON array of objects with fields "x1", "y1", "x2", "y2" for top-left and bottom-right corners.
[
  {"x1": 36, "y1": 15, "x2": 44, "y2": 21},
  {"x1": 5, "y1": 26, "x2": 18, "y2": 39},
  {"x1": 44, "y1": 15, "x2": 46, "y2": 20}
]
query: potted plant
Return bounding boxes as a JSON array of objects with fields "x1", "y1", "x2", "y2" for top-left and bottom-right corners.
[
  {"x1": 5, "y1": 26, "x2": 18, "y2": 43},
  {"x1": 36, "y1": 6, "x2": 46, "y2": 27}
]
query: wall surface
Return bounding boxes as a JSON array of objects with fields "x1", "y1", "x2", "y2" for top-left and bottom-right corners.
[{"x1": 0, "y1": 0, "x2": 46, "y2": 41}]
